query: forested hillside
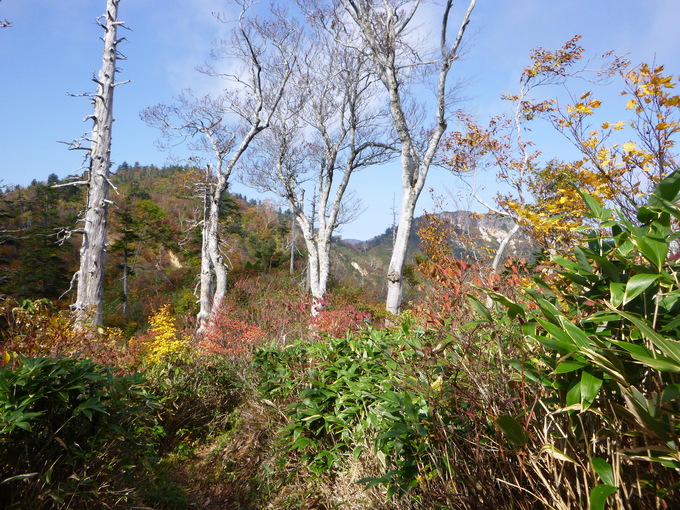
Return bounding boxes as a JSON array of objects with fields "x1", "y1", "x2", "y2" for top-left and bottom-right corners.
[
  {"x1": 0, "y1": 164, "x2": 298, "y2": 329},
  {"x1": 0, "y1": 163, "x2": 530, "y2": 335}
]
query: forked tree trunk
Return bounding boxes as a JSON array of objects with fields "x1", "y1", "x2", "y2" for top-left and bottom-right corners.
[
  {"x1": 340, "y1": 0, "x2": 477, "y2": 316},
  {"x1": 73, "y1": 0, "x2": 122, "y2": 328},
  {"x1": 196, "y1": 169, "x2": 233, "y2": 333}
]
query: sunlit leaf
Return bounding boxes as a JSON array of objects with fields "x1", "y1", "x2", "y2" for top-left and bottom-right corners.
[
  {"x1": 580, "y1": 371, "x2": 603, "y2": 409},
  {"x1": 539, "y1": 444, "x2": 576, "y2": 463},
  {"x1": 554, "y1": 360, "x2": 586, "y2": 374},
  {"x1": 632, "y1": 236, "x2": 667, "y2": 269},
  {"x1": 623, "y1": 273, "x2": 660, "y2": 304},
  {"x1": 591, "y1": 457, "x2": 616, "y2": 486}
]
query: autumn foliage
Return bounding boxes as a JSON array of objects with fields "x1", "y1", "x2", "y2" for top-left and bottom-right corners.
[
  {"x1": 127, "y1": 305, "x2": 193, "y2": 366},
  {"x1": 443, "y1": 36, "x2": 679, "y2": 254},
  {"x1": 197, "y1": 304, "x2": 265, "y2": 356}
]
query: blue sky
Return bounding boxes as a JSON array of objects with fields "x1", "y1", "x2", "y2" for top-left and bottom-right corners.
[{"x1": 1, "y1": 0, "x2": 678, "y2": 240}]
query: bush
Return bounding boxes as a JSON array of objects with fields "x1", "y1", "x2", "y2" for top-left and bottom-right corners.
[
  {"x1": 143, "y1": 355, "x2": 244, "y2": 454},
  {"x1": 0, "y1": 298, "x2": 126, "y2": 368},
  {"x1": 489, "y1": 170, "x2": 680, "y2": 508},
  {"x1": 254, "y1": 321, "x2": 525, "y2": 508},
  {"x1": 198, "y1": 304, "x2": 265, "y2": 356},
  {"x1": 0, "y1": 355, "x2": 159, "y2": 509},
  {"x1": 127, "y1": 304, "x2": 194, "y2": 367}
]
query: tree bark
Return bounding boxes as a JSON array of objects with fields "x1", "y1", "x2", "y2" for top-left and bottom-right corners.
[{"x1": 73, "y1": 0, "x2": 122, "y2": 329}]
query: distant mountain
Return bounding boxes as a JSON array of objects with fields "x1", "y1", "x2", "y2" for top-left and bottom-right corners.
[
  {"x1": 331, "y1": 211, "x2": 536, "y2": 301},
  {"x1": 340, "y1": 210, "x2": 533, "y2": 260}
]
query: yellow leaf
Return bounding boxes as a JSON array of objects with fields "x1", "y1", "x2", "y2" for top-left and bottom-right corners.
[
  {"x1": 2, "y1": 351, "x2": 10, "y2": 365},
  {"x1": 626, "y1": 98, "x2": 637, "y2": 110},
  {"x1": 601, "y1": 122, "x2": 610, "y2": 129},
  {"x1": 613, "y1": 120, "x2": 626, "y2": 130},
  {"x1": 623, "y1": 141, "x2": 637, "y2": 152}
]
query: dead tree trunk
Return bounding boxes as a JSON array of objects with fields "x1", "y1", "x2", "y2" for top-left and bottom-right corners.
[{"x1": 73, "y1": 0, "x2": 124, "y2": 328}]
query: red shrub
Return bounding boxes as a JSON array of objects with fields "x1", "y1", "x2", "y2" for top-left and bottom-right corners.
[
  {"x1": 310, "y1": 299, "x2": 371, "y2": 338},
  {"x1": 197, "y1": 305, "x2": 265, "y2": 356}
]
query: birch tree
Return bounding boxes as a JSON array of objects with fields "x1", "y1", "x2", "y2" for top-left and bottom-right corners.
[
  {"x1": 142, "y1": 3, "x2": 297, "y2": 332},
  {"x1": 72, "y1": 0, "x2": 125, "y2": 328},
  {"x1": 244, "y1": 29, "x2": 392, "y2": 314},
  {"x1": 336, "y1": 0, "x2": 477, "y2": 315}
]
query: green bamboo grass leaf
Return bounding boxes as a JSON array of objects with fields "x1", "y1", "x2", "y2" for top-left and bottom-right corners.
[
  {"x1": 557, "y1": 315, "x2": 593, "y2": 349},
  {"x1": 591, "y1": 457, "x2": 616, "y2": 487},
  {"x1": 1, "y1": 473, "x2": 38, "y2": 484},
  {"x1": 487, "y1": 291, "x2": 526, "y2": 319},
  {"x1": 553, "y1": 256, "x2": 580, "y2": 271},
  {"x1": 589, "y1": 252, "x2": 621, "y2": 282},
  {"x1": 614, "y1": 309, "x2": 680, "y2": 364},
  {"x1": 578, "y1": 189, "x2": 611, "y2": 220},
  {"x1": 540, "y1": 444, "x2": 576, "y2": 463},
  {"x1": 610, "y1": 282, "x2": 625, "y2": 307},
  {"x1": 623, "y1": 273, "x2": 660, "y2": 304},
  {"x1": 580, "y1": 372, "x2": 603, "y2": 409},
  {"x1": 647, "y1": 169, "x2": 680, "y2": 207},
  {"x1": 495, "y1": 415, "x2": 529, "y2": 446},
  {"x1": 662, "y1": 384, "x2": 680, "y2": 404},
  {"x1": 629, "y1": 354, "x2": 679, "y2": 372},
  {"x1": 537, "y1": 318, "x2": 576, "y2": 346},
  {"x1": 590, "y1": 484, "x2": 618, "y2": 510},
  {"x1": 632, "y1": 236, "x2": 668, "y2": 269},
  {"x1": 575, "y1": 247, "x2": 594, "y2": 273},
  {"x1": 467, "y1": 295, "x2": 491, "y2": 322},
  {"x1": 612, "y1": 339, "x2": 680, "y2": 371},
  {"x1": 532, "y1": 333, "x2": 577, "y2": 355},
  {"x1": 536, "y1": 298, "x2": 562, "y2": 325},
  {"x1": 554, "y1": 361, "x2": 587, "y2": 374},
  {"x1": 566, "y1": 380, "x2": 582, "y2": 407}
]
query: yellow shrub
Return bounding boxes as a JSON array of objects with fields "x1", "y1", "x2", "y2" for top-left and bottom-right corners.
[{"x1": 135, "y1": 305, "x2": 193, "y2": 365}]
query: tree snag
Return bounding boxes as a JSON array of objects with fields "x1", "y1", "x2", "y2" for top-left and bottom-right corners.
[{"x1": 73, "y1": 0, "x2": 125, "y2": 329}]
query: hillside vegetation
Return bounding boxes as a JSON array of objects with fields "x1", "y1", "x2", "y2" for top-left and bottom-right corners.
[{"x1": 3, "y1": 167, "x2": 680, "y2": 508}]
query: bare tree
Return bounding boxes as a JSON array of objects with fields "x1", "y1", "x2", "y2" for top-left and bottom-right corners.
[
  {"x1": 142, "y1": 3, "x2": 297, "y2": 332},
  {"x1": 244, "y1": 25, "x2": 393, "y2": 315},
  {"x1": 334, "y1": 0, "x2": 477, "y2": 315},
  {"x1": 72, "y1": 0, "x2": 126, "y2": 328}
]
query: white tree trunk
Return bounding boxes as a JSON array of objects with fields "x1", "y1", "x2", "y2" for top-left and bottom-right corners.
[
  {"x1": 196, "y1": 182, "x2": 214, "y2": 330},
  {"x1": 73, "y1": 0, "x2": 121, "y2": 328},
  {"x1": 491, "y1": 223, "x2": 521, "y2": 274},
  {"x1": 197, "y1": 172, "x2": 230, "y2": 333},
  {"x1": 306, "y1": 229, "x2": 333, "y2": 316},
  {"x1": 208, "y1": 198, "x2": 228, "y2": 311},
  {"x1": 385, "y1": 183, "x2": 420, "y2": 314},
  {"x1": 341, "y1": 0, "x2": 477, "y2": 316}
]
